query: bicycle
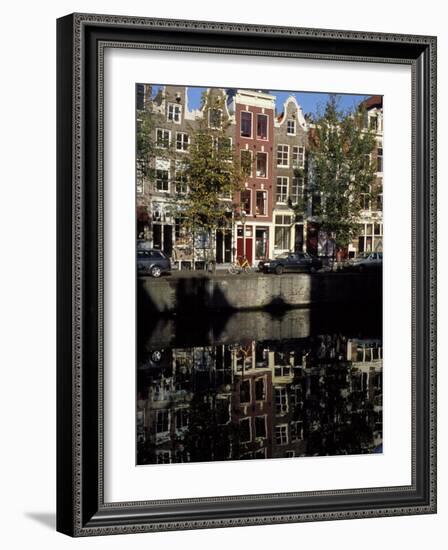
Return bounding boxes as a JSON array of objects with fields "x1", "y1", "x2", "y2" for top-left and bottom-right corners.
[{"x1": 228, "y1": 256, "x2": 253, "y2": 275}]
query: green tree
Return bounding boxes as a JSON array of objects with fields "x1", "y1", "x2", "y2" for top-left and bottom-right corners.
[
  {"x1": 309, "y1": 95, "x2": 377, "y2": 252},
  {"x1": 180, "y1": 92, "x2": 246, "y2": 269}
]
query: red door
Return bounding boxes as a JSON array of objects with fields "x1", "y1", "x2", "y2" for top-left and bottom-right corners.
[{"x1": 237, "y1": 238, "x2": 253, "y2": 264}]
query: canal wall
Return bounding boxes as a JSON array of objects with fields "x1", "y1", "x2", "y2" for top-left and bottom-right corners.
[{"x1": 138, "y1": 271, "x2": 381, "y2": 314}]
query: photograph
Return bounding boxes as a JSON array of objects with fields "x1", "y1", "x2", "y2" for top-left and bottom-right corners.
[{"x1": 135, "y1": 84, "x2": 384, "y2": 466}]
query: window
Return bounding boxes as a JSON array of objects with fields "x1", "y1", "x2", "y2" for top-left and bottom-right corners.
[
  {"x1": 275, "y1": 365, "x2": 291, "y2": 377},
  {"x1": 156, "y1": 410, "x2": 169, "y2": 433},
  {"x1": 175, "y1": 408, "x2": 189, "y2": 431},
  {"x1": 255, "y1": 191, "x2": 267, "y2": 216},
  {"x1": 275, "y1": 215, "x2": 292, "y2": 250},
  {"x1": 277, "y1": 144, "x2": 289, "y2": 167},
  {"x1": 156, "y1": 451, "x2": 171, "y2": 464},
  {"x1": 176, "y1": 132, "x2": 189, "y2": 151},
  {"x1": 240, "y1": 379, "x2": 251, "y2": 403},
  {"x1": 376, "y1": 194, "x2": 383, "y2": 211},
  {"x1": 156, "y1": 169, "x2": 169, "y2": 192},
  {"x1": 360, "y1": 193, "x2": 370, "y2": 210},
  {"x1": 292, "y1": 146, "x2": 305, "y2": 167},
  {"x1": 287, "y1": 119, "x2": 296, "y2": 135},
  {"x1": 240, "y1": 150, "x2": 253, "y2": 177},
  {"x1": 209, "y1": 108, "x2": 222, "y2": 129},
  {"x1": 257, "y1": 114, "x2": 268, "y2": 139},
  {"x1": 240, "y1": 189, "x2": 251, "y2": 214},
  {"x1": 255, "y1": 378, "x2": 266, "y2": 401},
  {"x1": 240, "y1": 417, "x2": 251, "y2": 443},
  {"x1": 275, "y1": 388, "x2": 288, "y2": 414},
  {"x1": 167, "y1": 103, "x2": 181, "y2": 122},
  {"x1": 369, "y1": 115, "x2": 378, "y2": 131},
  {"x1": 155, "y1": 159, "x2": 170, "y2": 192},
  {"x1": 241, "y1": 111, "x2": 252, "y2": 137},
  {"x1": 216, "y1": 136, "x2": 232, "y2": 155},
  {"x1": 175, "y1": 161, "x2": 188, "y2": 194},
  {"x1": 276, "y1": 176, "x2": 288, "y2": 203},
  {"x1": 285, "y1": 450, "x2": 295, "y2": 458},
  {"x1": 256, "y1": 152, "x2": 267, "y2": 178},
  {"x1": 275, "y1": 424, "x2": 288, "y2": 445},
  {"x1": 156, "y1": 128, "x2": 170, "y2": 148},
  {"x1": 255, "y1": 416, "x2": 267, "y2": 438},
  {"x1": 377, "y1": 146, "x2": 383, "y2": 172},
  {"x1": 291, "y1": 177, "x2": 304, "y2": 204},
  {"x1": 291, "y1": 420, "x2": 303, "y2": 442}
]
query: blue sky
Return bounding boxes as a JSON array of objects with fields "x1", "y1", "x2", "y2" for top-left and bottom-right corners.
[{"x1": 150, "y1": 84, "x2": 371, "y2": 118}]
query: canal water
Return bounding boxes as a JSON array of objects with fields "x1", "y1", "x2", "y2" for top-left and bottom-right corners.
[{"x1": 137, "y1": 305, "x2": 382, "y2": 465}]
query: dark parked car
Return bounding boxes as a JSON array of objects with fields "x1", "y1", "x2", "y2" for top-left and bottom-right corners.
[
  {"x1": 260, "y1": 252, "x2": 323, "y2": 275},
  {"x1": 137, "y1": 249, "x2": 171, "y2": 277},
  {"x1": 346, "y1": 252, "x2": 383, "y2": 272}
]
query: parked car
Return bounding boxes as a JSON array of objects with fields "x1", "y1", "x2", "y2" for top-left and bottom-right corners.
[
  {"x1": 137, "y1": 249, "x2": 171, "y2": 277},
  {"x1": 260, "y1": 252, "x2": 323, "y2": 275},
  {"x1": 346, "y1": 252, "x2": 383, "y2": 272}
]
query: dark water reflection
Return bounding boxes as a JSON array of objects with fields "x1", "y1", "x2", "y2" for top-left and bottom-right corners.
[{"x1": 137, "y1": 306, "x2": 382, "y2": 465}]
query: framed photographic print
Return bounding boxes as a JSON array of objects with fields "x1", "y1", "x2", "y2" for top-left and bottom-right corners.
[{"x1": 57, "y1": 13, "x2": 437, "y2": 536}]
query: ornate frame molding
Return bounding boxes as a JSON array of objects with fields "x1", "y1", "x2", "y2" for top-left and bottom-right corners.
[{"x1": 57, "y1": 13, "x2": 437, "y2": 536}]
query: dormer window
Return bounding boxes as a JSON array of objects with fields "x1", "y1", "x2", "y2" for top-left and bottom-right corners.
[
  {"x1": 209, "y1": 108, "x2": 222, "y2": 129},
  {"x1": 167, "y1": 103, "x2": 181, "y2": 123},
  {"x1": 287, "y1": 119, "x2": 296, "y2": 135}
]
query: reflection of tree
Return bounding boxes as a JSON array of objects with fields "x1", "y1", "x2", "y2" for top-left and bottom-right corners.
[{"x1": 181, "y1": 390, "x2": 237, "y2": 463}]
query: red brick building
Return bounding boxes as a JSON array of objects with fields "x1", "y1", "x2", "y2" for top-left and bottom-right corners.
[{"x1": 229, "y1": 90, "x2": 276, "y2": 264}]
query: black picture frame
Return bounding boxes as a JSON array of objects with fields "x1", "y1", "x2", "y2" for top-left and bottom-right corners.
[{"x1": 57, "y1": 13, "x2": 437, "y2": 536}]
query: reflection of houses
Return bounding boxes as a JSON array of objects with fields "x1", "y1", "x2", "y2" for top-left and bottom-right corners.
[
  {"x1": 137, "y1": 336, "x2": 383, "y2": 464},
  {"x1": 270, "y1": 343, "x2": 307, "y2": 458},
  {"x1": 230, "y1": 342, "x2": 273, "y2": 460}
]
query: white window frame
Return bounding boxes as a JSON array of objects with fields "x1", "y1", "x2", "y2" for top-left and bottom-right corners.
[
  {"x1": 255, "y1": 189, "x2": 268, "y2": 217},
  {"x1": 274, "y1": 214, "x2": 292, "y2": 250},
  {"x1": 167, "y1": 102, "x2": 182, "y2": 123},
  {"x1": 292, "y1": 145, "x2": 305, "y2": 168},
  {"x1": 275, "y1": 424, "x2": 289, "y2": 445},
  {"x1": 174, "y1": 160, "x2": 188, "y2": 195},
  {"x1": 156, "y1": 128, "x2": 171, "y2": 149},
  {"x1": 208, "y1": 107, "x2": 223, "y2": 129},
  {"x1": 240, "y1": 110, "x2": 253, "y2": 138},
  {"x1": 175, "y1": 407, "x2": 189, "y2": 431},
  {"x1": 276, "y1": 176, "x2": 289, "y2": 204},
  {"x1": 275, "y1": 387, "x2": 289, "y2": 415},
  {"x1": 239, "y1": 417, "x2": 252, "y2": 443},
  {"x1": 291, "y1": 176, "x2": 304, "y2": 204},
  {"x1": 277, "y1": 144, "x2": 289, "y2": 167},
  {"x1": 256, "y1": 113, "x2": 269, "y2": 140},
  {"x1": 287, "y1": 119, "x2": 296, "y2": 135},
  {"x1": 240, "y1": 149, "x2": 253, "y2": 177},
  {"x1": 290, "y1": 420, "x2": 304, "y2": 442},
  {"x1": 254, "y1": 376, "x2": 266, "y2": 401},
  {"x1": 256, "y1": 151, "x2": 268, "y2": 179},
  {"x1": 254, "y1": 415, "x2": 267, "y2": 439},
  {"x1": 377, "y1": 144, "x2": 383, "y2": 173},
  {"x1": 240, "y1": 188, "x2": 252, "y2": 215},
  {"x1": 175, "y1": 132, "x2": 189, "y2": 152},
  {"x1": 155, "y1": 410, "x2": 170, "y2": 434}
]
